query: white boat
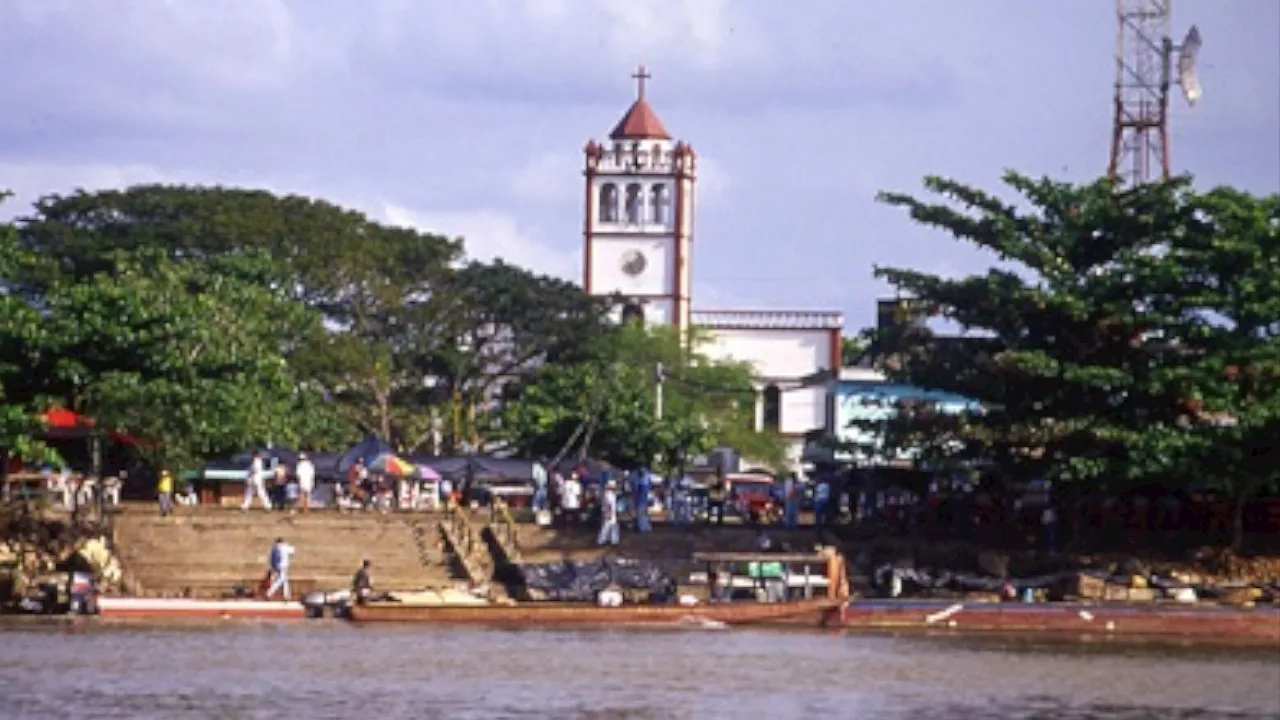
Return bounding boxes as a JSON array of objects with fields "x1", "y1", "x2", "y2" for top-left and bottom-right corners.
[{"x1": 97, "y1": 597, "x2": 306, "y2": 620}]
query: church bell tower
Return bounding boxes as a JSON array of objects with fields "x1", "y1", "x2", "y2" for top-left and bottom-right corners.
[{"x1": 582, "y1": 66, "x2": 695, "y2": 331}]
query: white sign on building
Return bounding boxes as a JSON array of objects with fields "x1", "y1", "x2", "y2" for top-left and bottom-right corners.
[{"x1": 581, "y1": 67, "x2": 844, "y2": 472}]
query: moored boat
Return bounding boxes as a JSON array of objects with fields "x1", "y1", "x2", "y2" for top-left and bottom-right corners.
[
  {"x1": 347, "y1": 596, "x2": 844, "y2": 627},
  {"x1": 97, "y1": 596, "x2": 306, "y2": 620}
]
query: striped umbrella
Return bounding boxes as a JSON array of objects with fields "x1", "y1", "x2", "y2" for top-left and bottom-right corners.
[{"x1": 368, "y1": 453, "x2": 416, "y2": 477}]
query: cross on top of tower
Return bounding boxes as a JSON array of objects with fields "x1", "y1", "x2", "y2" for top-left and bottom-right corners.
[
  {"x1": 632, "y1": 65, "x2": 651, "y2": 99},
  {"x1": 608, "y1": 64, "x2": 670, "y2": 140}
]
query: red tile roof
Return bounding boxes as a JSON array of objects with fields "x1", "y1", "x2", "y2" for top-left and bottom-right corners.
[{"x1": 609, "y1": 98, "x2": 670, "y2": 140}]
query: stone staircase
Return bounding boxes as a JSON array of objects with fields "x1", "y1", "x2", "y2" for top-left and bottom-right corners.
[{"x1": 111, "y1": 505, "x2": 462, "y2": 598}]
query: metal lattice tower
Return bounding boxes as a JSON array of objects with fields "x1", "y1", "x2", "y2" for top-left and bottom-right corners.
[{"x1": 1108, "y1": 0, "x2": 1173, "y2": 187}]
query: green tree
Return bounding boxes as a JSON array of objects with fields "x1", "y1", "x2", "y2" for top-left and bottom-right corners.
[
  {"x1": 16, "y1": 185, "x2": 463, "y2": 449},
  {"x1": 429, "y1": 260, "x2": 615, "y2": 451},
  {"x1": 33, "y1": 249, "x2": 324, "y2": 470},
  {"x1": 1137, "y1": 186, "x2": 1280, "y2": 547},
  {"x1": 15, "y1": 186, "x2": 614, "y2": 453},
  {"x1": 0, "y1": 192, "x2": 57, "y2": 470},
  {"x1": 872, "y1": 173, "x2": 1280, "y2": 546},
  {"x1": 494, "y1": 324, "x2": 784, "y2": 471}
]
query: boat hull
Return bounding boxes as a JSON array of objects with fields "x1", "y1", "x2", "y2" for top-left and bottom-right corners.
[
  {"x1": 838, "y1": 600, "x2": 1280, "y2": 644},
  {"x1": 349, "y1": 598, "x2": 843, "y2": 627},
  {"x1": 97, "y1": 597, "x2": 306, "y2": 620}
]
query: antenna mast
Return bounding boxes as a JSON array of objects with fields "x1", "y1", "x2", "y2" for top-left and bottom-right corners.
[{"x1": 1108, "y1": 0, "x2": 1173, "y2": 187}]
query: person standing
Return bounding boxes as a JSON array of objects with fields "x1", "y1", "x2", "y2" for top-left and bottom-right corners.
[
  {"x1": 531, "y1": 460, "x2": 549, "y2": 513},
  {"x1": 783, "y1": 474, "x2": 800, "y2": 530},
  {"x1": 1041, "y1": 503, "x2": 1059, "y2": 554},
  {"x1": 156, "y1": 469, "x2": 174, "y2": 517},
  {"x1": 352, "y1": 559, "x2": 374, "y2": 604},
  {"x1": 295, "y1": 453, "x2": 315, "y2": 512},
  {"x1": 561, "y1": 473, "x2": 582, "y2": 527},
  {"x1": 633, "y1": 468, "x2": 653, "y2": 533},
  {"x1": 707, "y1": 470, "x2": 727, "y2": 526},
  {"x1": 598, "y1": 479, "x2": 620, "y2": 546},
  {"x1": 272, "y1": 460, "x2": 288, "y2": 510},
  {"x1": 266, "y1": 537, "x2": 295, "y2": 600},
  {"x1": 241, "y1": 451, "x2": 272, "y2": 511},
  {"x1": 813, "y1": 476, "x2": 831, "y2": 528}
]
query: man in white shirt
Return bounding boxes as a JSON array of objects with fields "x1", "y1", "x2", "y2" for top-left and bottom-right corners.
[
  {"x1": 295, "y1": 454, "x2": 315, "y2": 512},
  {"x1": 560, "y1": 474, "x2": 582, "y2": 526},
  {"x1": 265, "y1": 537, "x2": 295, "y2": 600},
  {"x1": 241, "y1": 451, "x2": 272, "y2": 511},
  {"x1": 597, "y1": 479, "x2": 620, "y2": 546}
]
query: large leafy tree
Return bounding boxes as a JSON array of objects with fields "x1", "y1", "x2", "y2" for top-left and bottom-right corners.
[
  {"x1": 30, "y1": 249, "x2": 327, "y2": 470},
  {"x1": 494, "y1": 323, "x2": 785, "y2": 471},
  {"x1": 427, "y1": 260, "x2": 615, "y2": 451},
  {"x1": 1138, "y1": 186, "x2": 1280, "y2": 546},
  {"x1": 870, "y1": 173, "x2": 1280, "y2": 546},
  {"x1": 16, "y1": 186, "x2": 614, "y2": 453},
  {"x1": 0, "y1": 193, "x2": 56, "y2": 470},
  {"x1": 16, "y1": 185, "x2": 460, "y2": 448}
]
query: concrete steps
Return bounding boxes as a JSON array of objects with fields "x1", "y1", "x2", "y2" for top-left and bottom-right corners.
[{"x1": 111, "y1": 506, "x2": 463, "y2": 598}]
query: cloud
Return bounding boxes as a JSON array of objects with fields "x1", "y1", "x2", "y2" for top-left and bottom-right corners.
[
  {"x1": 510, "y1": 152, "x2": 581, "y2": 205},
  {"x1": 0, "y1": 162, "x2": 178, "y2": 218},
  {"x1": 1, "y1": 0, "x2": 1276, "y2": 334},
  {"x1": 382, "y1": 203, "x2": 578, "y2": 282}
]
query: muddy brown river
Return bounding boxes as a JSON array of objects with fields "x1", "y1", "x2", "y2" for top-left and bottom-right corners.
[{"x1": 0, "y1": 620, "x2": 1277, "y2": 719}]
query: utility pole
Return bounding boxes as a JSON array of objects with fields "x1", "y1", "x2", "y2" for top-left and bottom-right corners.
[{"x1": 654, "y1": 362, "x2": 666, "y2": 420}]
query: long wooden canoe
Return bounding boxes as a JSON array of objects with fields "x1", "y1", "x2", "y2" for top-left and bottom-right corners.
[
  {"x1": 97, "y1": 597, "x2": 306, "y2": 620},
  {"x1": 348, "y1": 597, "x2": 844, "y2": 627}
]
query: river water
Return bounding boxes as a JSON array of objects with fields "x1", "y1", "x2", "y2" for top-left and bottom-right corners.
[{"x1": 0, "y1": 621, "x2": 1277, "y2": 719}]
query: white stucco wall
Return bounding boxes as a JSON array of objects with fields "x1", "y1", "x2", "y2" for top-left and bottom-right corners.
[
  {"x1": 775, "y1": 385, "x2": 827, "y2": 437},
  {"x1": 699, "y1": 328, "x2": 834, "y2": 379}
]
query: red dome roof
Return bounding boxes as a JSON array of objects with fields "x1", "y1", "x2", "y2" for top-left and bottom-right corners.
[{"x1": 609, "y1": 98, "x2": 670, "y2": 140}]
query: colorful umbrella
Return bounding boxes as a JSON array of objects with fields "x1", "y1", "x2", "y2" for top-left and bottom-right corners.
[
  {"x1": 368, "y1": 453, "x2": 416, "y2": 477},
  {"x1": 418, "y1": 465, "x2": 442, "y2": 481}
]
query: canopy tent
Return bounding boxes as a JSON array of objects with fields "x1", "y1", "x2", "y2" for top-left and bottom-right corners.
[
  {"x1": 41, "y1": 408, "x2": 142, "y2": 446},
  {"x1": 201, "y1": 449, "x2": 341, "y2": 482},
  {"x1": 404, "y1": 455, "x2": 541, "y2": 484},
  {"x1": 336, "y1": 435, "x2": 394, "y2": 475},
  {"x1": 550, "y1": 457, "x2": 613, "y2": 480}
]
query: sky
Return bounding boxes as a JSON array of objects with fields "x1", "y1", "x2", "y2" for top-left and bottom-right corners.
[{"x1": 2, "y1": 0, "x2": 1277, "y2": 331}]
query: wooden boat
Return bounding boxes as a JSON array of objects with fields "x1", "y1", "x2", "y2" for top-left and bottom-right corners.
[
  {"x1": 839, "y1": 600, "x2": 1280, "y2": 644},
  {"x1": 348, "y1": 596, "x2": 844, "y2": 627},
  {"x1": 349, "y1": 549, "x2": 850, "y2": 628},
  {"x1": 97, "y1": 596, "x2": 306, "y2": 620}
]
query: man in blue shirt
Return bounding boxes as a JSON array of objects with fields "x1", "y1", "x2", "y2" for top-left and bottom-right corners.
[
  {"x1": 633, "y1": 468, "x2": 653, "y2": 533},
  {"x1": 814, "y1": 477, "x2": 832, "y2": 527}
]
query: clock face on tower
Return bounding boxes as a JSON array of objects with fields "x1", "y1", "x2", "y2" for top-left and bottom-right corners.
[{"x1": 620, "y1": 250, "x2": 647, "y2": 277}]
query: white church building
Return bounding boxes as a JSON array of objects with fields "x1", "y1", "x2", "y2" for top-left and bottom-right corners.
[{"x1": 581, "y1": 68, "x2": 844, "y2": 472}]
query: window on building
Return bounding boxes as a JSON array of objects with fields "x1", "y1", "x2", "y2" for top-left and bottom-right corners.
[
  {"x1": 598, "y1": 183, "x2": 618, "y2": 223},
  {"x1": 762, "y1": 384, "x2": 781, "y2": 432},
  {"x1": 650, "y1": 184, "x2": 669, "y2": 224},
  {"x1": 621, "y1": 301, "x2": 644, "y2": 325},
  {"x1": 624, "y1": 184, "x2": 643, "y2": 223}
]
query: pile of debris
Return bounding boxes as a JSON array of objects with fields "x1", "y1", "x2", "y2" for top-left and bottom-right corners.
[{"x1": 870, "y1": 550, "x2": 1279, "y2": 607}]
